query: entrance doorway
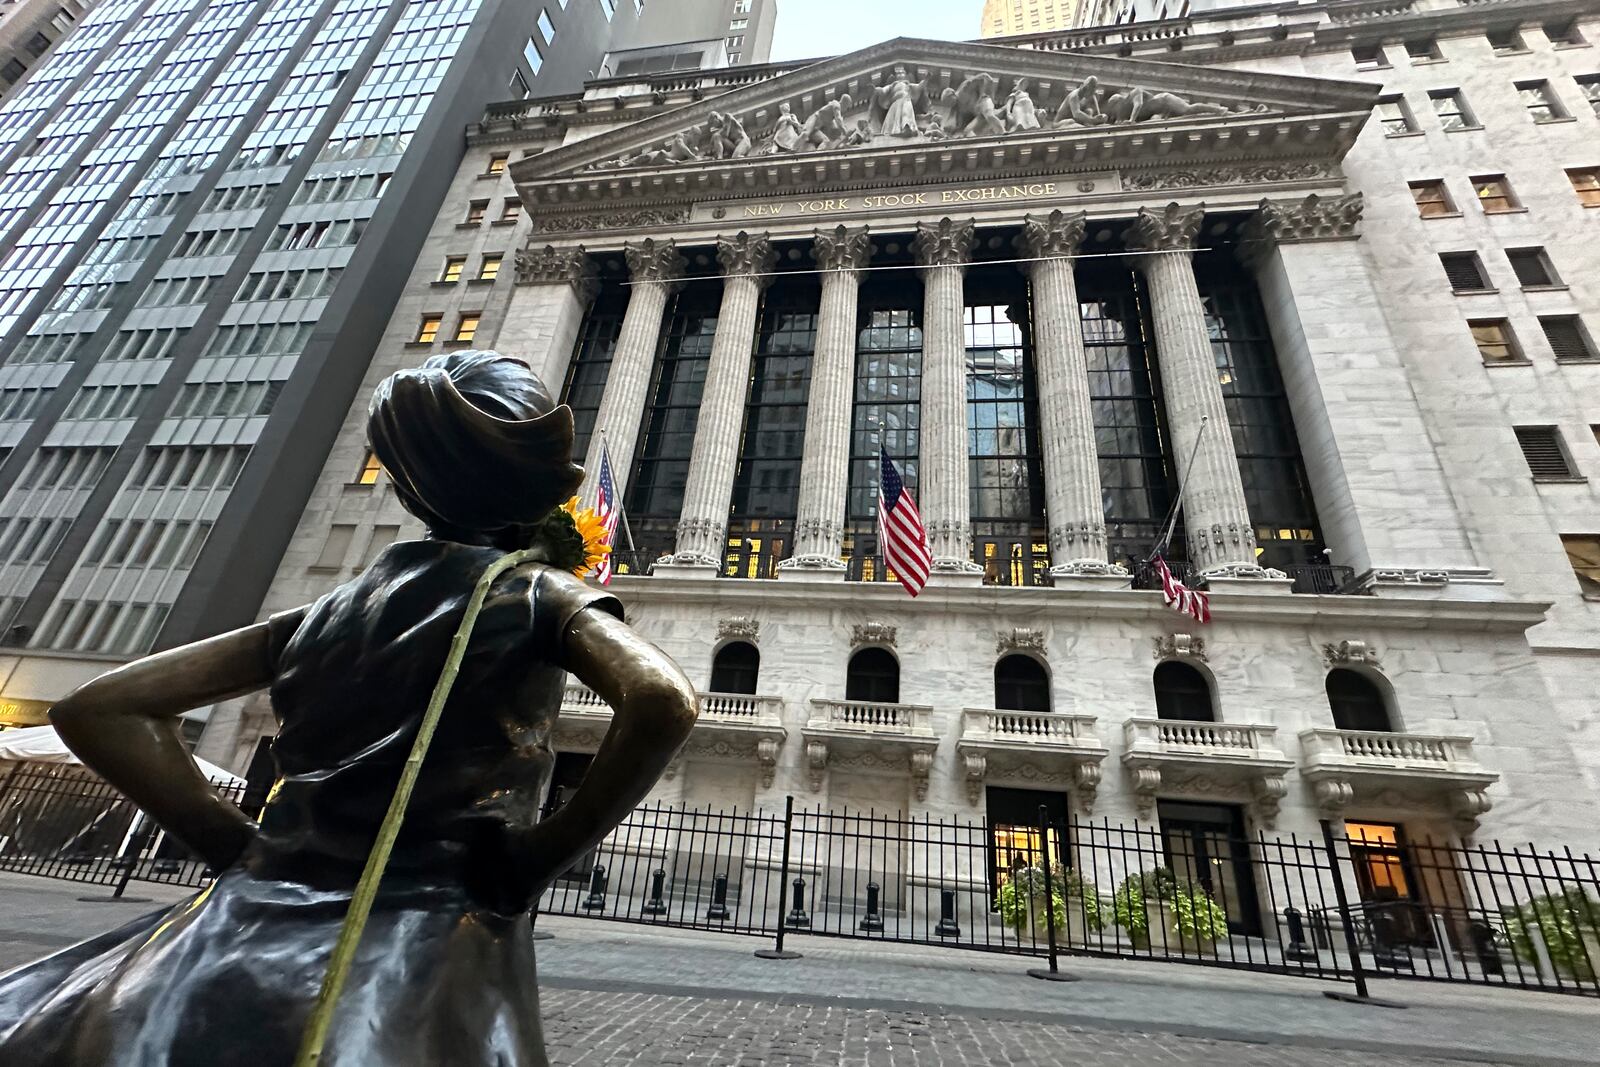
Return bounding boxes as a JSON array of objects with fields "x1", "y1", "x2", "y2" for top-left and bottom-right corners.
[
  {"x1": 1345, "y1": 820, "x2": 1433, "y2": 949},
  {"x1": 1157, "y1": 800, "x2": 1263, "y2": 936},
  {"x1": 984, "y1": 786, "x2": 1069, "y2": 900}
]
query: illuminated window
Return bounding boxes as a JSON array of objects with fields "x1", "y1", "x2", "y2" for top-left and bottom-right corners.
[
  {"x1": 415, "y1": 315, "x2": 442, "y2": 343},
  {"x1": 1470, "y1": 174, "x2": 1518, "y2": 212},
  {"x1": 486, "y1": 153, "x2": 508, "y2": 175},
  {"x1": 439, "y1": 256, "x2": 465, "y2": 283},
  {"x1": 1568, "y1": 167, "x2": 1600, "y2": 206},
  {"x1": 356, "y1": 451, "x2": 382, "y2": 485},
  {"x1": 1345, "y1": 822, "x2": 1414, "y2": 904},
  {"x1": 1409, "y1": 179, "x2": 1454, "y2": 217},
  {"x1": 455, "y1": 314, "x2": 481, "y2": 344},
  {"x1": 478, "y1": 254, "x2": 502, "y2": 282},
  {"x1": 1468, "y1": 318, "x2": 1521, "y2": 362}
]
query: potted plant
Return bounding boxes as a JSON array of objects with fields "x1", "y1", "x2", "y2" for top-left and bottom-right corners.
[
  {"x1": 998, "y1": 865, "x2": 1066, "y2": 944},
  {"x1": 1112, "y1": 867, "x2": 1176, "y2": 949},
  {"x1": 1165, "y1": 883, "x2": 1231, "y2": 955},
  {"x1": 1503, "y1": 890, "x2": 1600, "y2": 980},
  {"x1": 1055, "y1": 867, "x2": 1106, "y2": 946}
]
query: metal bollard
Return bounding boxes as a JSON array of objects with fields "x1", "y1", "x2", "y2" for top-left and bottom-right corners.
[
  {"x1": 641, "y1": 868, "x2": 668, "y2": 916},
  {"x1": 1283, "y1": 906, "x2": 1320, "y2": 963},
  {"x1": 706, "y1": 873, "x2": 731, "y2": 921},
  {"x1": 858, "y1": 880, "x2": 885, "y2": 932},
  {"x1": 581, "y1": 864, "x2": 608, "y2": 912},
  {"x1": 934, "y1": 888, "x2": 960, "y2": 937},
  {"x1": 785, "y1": 876, "x2": 811, "y2": 928}
]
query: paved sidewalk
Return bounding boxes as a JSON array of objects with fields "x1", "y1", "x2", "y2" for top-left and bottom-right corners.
[{"x1": 3, "y1": 872, "x2": 1595, "y2": 1066}]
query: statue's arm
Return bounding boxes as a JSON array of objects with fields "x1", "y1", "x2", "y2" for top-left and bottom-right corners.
[
  {"x1": 49, "y1": 616, "x2": 300, "y2": 870},
  {"x1": 522, "y1": 608, "x2": 697, "y2": 891}
]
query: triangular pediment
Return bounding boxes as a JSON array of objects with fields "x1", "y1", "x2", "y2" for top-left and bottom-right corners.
[{"x1": 511, "y1": 37, "x2": 1379, "y2": 190}]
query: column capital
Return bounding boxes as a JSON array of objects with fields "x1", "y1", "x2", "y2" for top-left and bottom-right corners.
[
  {"x1": 1238, "y1": 192, "x2": 1364, "y2": 266},
  {"x1": 814, "y1": 224, "x2": 871, "y2": 273},
  {"x1": 912, "y1": 217, "x2": 977, "y2": 270},
  {"x1": 715, "y1": 230, "x2": 776, "y2": 281},
  {"x1": 1018, "y1": 209, "x2": 1086, "y2": 261},
  {"x1": 625, "y1": 237, "x2": 688, "y2": 288},
  {"x1": 514, "y1": 243, "x2": 597, "y2": 300},
  {"x1": 1124, "y1": 202, "x2": 1204, "y2": 254}
]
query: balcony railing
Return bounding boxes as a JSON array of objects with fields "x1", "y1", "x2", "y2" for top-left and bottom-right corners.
[
  {"x1": 562, "y1": 685, "x2": 782, "y2": 729},
  {"x1": 960, "y1": 708, "x2": 1097, "y2": 746},
  {"x1": 806, "y1": 698, "x2": 934, "y2": 737},
  {"x1": 1124, "y1": 718, "x2": 1284, "y2": 758},
  {"x1": 1128, "y1": 559, "x2": 1361, "y2": 595},
  {"x1": 1300, "y1": 729, "x2": 1483, "y2": 771}
]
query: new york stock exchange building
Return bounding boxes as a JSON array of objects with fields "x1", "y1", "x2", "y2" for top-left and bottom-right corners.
[{"x1": 202, "y1": 0, "x2": 1600, "y2": 914}]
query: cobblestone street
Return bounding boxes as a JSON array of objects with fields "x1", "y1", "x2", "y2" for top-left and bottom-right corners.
[{"x1": 4, "y1": 873, "x2": 1597, "y2": 1066}]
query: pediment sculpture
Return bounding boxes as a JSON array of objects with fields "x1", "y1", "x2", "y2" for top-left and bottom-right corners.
[{"x1": 588, "y1": 70, "x2": 1271, "y2": 172}]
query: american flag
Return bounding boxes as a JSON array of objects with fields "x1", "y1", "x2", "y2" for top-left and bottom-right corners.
[
  {"x1": 878, "y1": 448, "x2": 931, "y2": 597},
  {"x1": 1154, "y1": 555, "x2": 1210, "y2": 624},
  {"x1": 594, "y1": 442, "x2": 622, "y2": 585}
]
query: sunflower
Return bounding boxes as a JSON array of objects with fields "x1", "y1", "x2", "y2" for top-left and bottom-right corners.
[{"x1": 559, "y1": 497, "x2": 612, "y2": 579}]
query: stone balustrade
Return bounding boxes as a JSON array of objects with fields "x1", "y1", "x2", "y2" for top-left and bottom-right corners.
[
  {"x1": 1299, "y1": 728, "x2": 1475, "y2": 767},
  {"x1": 1298, "y1": 727, "x2": 1497, "y2": 834},
  {"x1": 957, "y1": 708, "x2": 1107, "y2": 809},
  {"x1": 1123, "y1": 717, "x2": 1284, "y2": 757},
  {"x1": 806, "y1": 698, "x2": 935, "y2": 736},
  {"x1": 1121, "y1": 717, "x2": 1293, "y2": 826}
]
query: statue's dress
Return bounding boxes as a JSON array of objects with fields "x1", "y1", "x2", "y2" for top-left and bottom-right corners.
[{"x1": 0, "y1": 541, "x2": 618, "y2": 1067}]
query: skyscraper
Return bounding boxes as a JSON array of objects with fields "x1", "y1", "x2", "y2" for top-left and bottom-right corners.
[
  {"x1": 0, "y1": 0, "x2": 92, "y2": 103},
  {"x1": 622, "y1": 0, "x2": 778, "y2": 67},
  {"x1": 980, "y1": 0, "x2": 1079, "y2": 37},
  {"x1": 0, "y1": 0, "x2": 653, "y2": 722}
]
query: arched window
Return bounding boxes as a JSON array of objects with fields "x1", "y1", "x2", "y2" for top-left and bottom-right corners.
[
  {"x1": 995, "y1": 654, "x2": 1049, "y2": 712},
  {"x1": 846, "y1": 647, "x2": 900, "y2": 704},
  {"x1": 1326, "y1": 669, "x2": 1392, "y2": 732},
  {"x1": 1153, "y1": 661, "x2": 1214, "y2": 722},
  {"x1": 710, "y1": 641, "x2": 759, "y2": 695}
]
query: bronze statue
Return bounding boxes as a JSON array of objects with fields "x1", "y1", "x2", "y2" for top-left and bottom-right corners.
[{"x1": 0, "y1": 351, "x2": 699, "y2": 1066}]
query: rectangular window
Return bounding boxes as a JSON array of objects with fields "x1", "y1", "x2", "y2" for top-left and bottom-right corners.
[
  {"x1": 1439, "y1": 252, "x2": 1490, "y2": 292},
  {"x1": 2, "y1": 58, "x2": 26, "y2": 84},
  {"x1": 1577, "y1": 74, "x2": 1600, "y2": 117},
  {"x1": 1568, "y1": 167, "x2": 1600, "y2": 206},
  {"x1": 1429, "y1": 89, "x2": 1476, "y2": 130},
  {"x1": 479, "y1": 255, "x2": 502, "y2": 282},
  {"x1": 416, "y1": 315, "x2": 442, "y2": 343},
  {"x1": 1469, "y1": 318, "x2": 1522, "y2": 363},
  {"x1": 440, "y1": 256, "x2": 465, "y2": 283},
  {"x1": 313, "y1": 525, "x2": 356, "y2": 570},
  {"x1": 1514, "y1": 426, "x2": 1579, "y2": 480},
  {"x1": 497, "y1": 200, "x2": 521, "y2": 224},
  {"x1": 1487, "y1": 27, "x2": 1524, "y2": 53},
  {"x1": 465, "y1": 200, "x2": 487, "y2": 225},
  {"x1": 486, "y1": 153, "x2": 508, "y2": 176},
  {"x1": 1376, "y1": 96, "x2": 1417, "y2": 135},
  {"x1": 455, "y1": 314, "x2": 481, "y2": 343},
  {"x1": 510, "y1": 70, "x2": 530, "y2": 98},
  {"x1": 538, "y1": 10, "x2": 555, "y2": 43},
  {"x1": 523, "y1": 38, "x2": 544, "y2": 74},
  {"x1": 599, "y1": 0, "x2": 616, "y2": 20},
  {"x1": 1409, "y1": 179, "x2": 1455, "y2": 217},
  {"x1": 1405, "y1": 38, "x2": 1441, "y2": 62},
  {"x1": 1545, "y1": 19, "x2": 1585, "y2": 46},
  {"x1": 356, "y1": 451, "x2": 382, "y2": 485},
  {"x1": 1507, "y1": 248, "x2": 1560, "y2": 287},
  {"x1": 362, "y1": 525, "x2": 401, "y2": 569},
  {"x1": 1560, "y1": 535, "x2": 1600, "y2": 596},
  {"x1": 1541, "y1": 316, "x2": 1598, "y2": 361},
  {"x1": 1471, "y1": 174, "x2": 1519, "y2": 212},
  {"x1": 1516, "y1": 80, "x2": 1568, "y2": 121}
]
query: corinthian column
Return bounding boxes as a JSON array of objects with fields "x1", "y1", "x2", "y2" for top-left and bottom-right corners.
[
  {"x1": 1125, "y1": 203, "x2": 1267, "y2": 576},
  {"x1": 507, "y1": 244, "x2": 597, "y2": 388},
  {"x1": 663, "y1": 232, "x2": 775, "y2": 572},
  {"x1": 912, "y1": 217, "x2": 982, "y2": 577},
  {"x1": 1019, "y1": 210, "x2": 1122, "y2": 577},
  {"x1": 781, "y1": 224, "x2": 870, "y2": 577},
  {"x1": 580, "y1": 238, "x2": 685, "y2": 508}
]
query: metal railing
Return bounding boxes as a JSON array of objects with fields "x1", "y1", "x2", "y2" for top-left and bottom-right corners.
[{"x1": 1128, "y1": 559, "x2": 1360, "y2": 595}]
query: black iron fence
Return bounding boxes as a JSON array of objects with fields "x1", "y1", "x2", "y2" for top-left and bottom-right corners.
[{"x1": 1128, "y1": 559, "x2": 1360, "y2": 595}]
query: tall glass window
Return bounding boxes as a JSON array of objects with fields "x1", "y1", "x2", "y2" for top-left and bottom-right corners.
[
  {"x1": 561, "y1": 293, "x2": 626, "y2": 461},
  {"x1": 1080, "y1": 269, "x2": 1175, "y2": 566},
  {"x1": 845, "y1": 282, "x2": 921, "y2": 581},
  {"x1": 626, "y1": 283, "x2": 717, "y2": 558},
  {"x1": 727, "y1": 282, "x2": 815, "y2": 579},
  {"x1": 966, "y1": 274, "x2": 1046, "y2": 586},
  {"x1": 1198, "y1": 260, "x2": 1324, "y2": 571}
]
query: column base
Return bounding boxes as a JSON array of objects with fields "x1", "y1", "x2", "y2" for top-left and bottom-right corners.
[
  {"x1": 776, "y1": 557, "x2": 849, "y2": 581},
  {"x1": 652, "y1": 557, "x2": 720, "y2": 580}
]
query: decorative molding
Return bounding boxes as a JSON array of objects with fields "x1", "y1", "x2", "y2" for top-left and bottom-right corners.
[
  {"x1": 813, "y1": 225, "x2": 873, "y2": 273},
  {"x1": 996, "y1": 627, "x2": 1047, "y2": 656},
  {"x1": 1073, "y1": 763, "x2": 1102, "y2": 816},
  {"x1": 1121, "y1": 162, "x2": 1332, "y2": 192},
  {"x1": 1017, "y1": 209, "x2": 1086, "y2": 260},
  {"x1": 716, "y1": 616, "x2": 760, "y2": 642},
  {"x1": 850, "y1": 622, "x2": 897, "y2": 649},
  {"x1": 1323, "y1": 639, "x2": 1380, "y2": 669},
  {"x1": 805, "y1": 739, "x2": 829, "y2": 792},
  {"x1": 716, "y1": 231, "x2": 776, "y2": 279},
  {"x1": 963, "y1": 752, "x2": 988, "y2": 805},
  {"x1": 1245, "y1": 192, "x2": 1364, "y2": 247},
  {"x1": 757, "y1": 737, "x2": 781, "y2": 790},
  {"x1": 911, "y1": 750, "x2": 934, "y2": 802},
  {"x1": 1153, "y1": 633, "x2": 1206, "y2": 662},
  {"x1": 1313, "y1": 777, "x2": 1355, "y2": 815},
  {"x1": 624, "y1": 238, "x2": 688, "y2": 285},
  {"x1": 1251, "y1": 774, "x2": 1289, "y2": 831},
  {"x1": 534, "y1": 207, "x2": 690, "y2": 234},
  {"x1": 912, "y1": 217, "x2": 977, "y2": 269},
  {"x1": 513, "y1": 244, "x2": 595, "y2": 296},
  {"x1": 1124, "y1": 201, "x2": 1205, "y2": 253},
  {"x1": 1451, "y1": 788, "x2": 1493, "y2": 837},
  {"x1": 1129, "y1": 766, "x2": 1162, "y2": 819}
]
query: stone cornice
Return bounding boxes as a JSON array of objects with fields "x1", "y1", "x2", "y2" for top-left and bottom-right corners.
[
  {"x1": 1124, "y1": 201, "x2": 1204, "y2": 253},
  {"x1": 512, "y1": 243, "x2": 596, "y2": 296},
  {"x1": 1018, "y1": 209, "x2": 1087, "y2": 259}
]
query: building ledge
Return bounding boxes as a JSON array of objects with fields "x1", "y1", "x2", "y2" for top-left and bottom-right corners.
[
  {"x1": 1299, "y1": 727, "x2": 1498, "y2": 833},
  {"x1": 957, "y1": 707, "x2": 1107, "y2": 807},
  {"x1": 1120, "y1": 717, "x2": 1293, "y2": 826},
  {"x1": 802, "y1": 698, "x2": 938, "y2": 797}
]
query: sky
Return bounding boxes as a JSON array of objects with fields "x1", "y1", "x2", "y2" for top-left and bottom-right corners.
[{"x1": 768, "y1": 0, "x2": 980, "y2": 62}]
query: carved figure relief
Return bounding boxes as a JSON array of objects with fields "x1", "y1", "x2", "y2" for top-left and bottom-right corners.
[
  {"x1": 943, "y1": 73, "x2": 1006, "y2": 138},
  {"x1": 799, "y1": 96, "x2": 855, "y2": 150},
  {"x1": 1005, "y1": 79, "x2": 1042, "y2": 132},
  {"x1": 872, "y1": 66, "x2": 931, "y2": 137}
]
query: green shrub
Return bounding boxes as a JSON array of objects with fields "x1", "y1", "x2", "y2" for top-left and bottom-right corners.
[
  {"x1": 1503, "y1": 890, "x2": 1600, "y2": 978},
  {"x1": 1168, "y1": 884, "x2": 1230, "y2": 943},
  {"x1": 1112, "y1": 868, "x2": 1228, "y2": 945},
  {"x1": 997, "y1": 866, "x2": 1103, "y2": 933}
]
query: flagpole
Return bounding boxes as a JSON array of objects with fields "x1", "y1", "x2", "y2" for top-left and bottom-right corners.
[
  {"x1": 600, "y1": 430, "x2": 639, "y2": 558},
  {"x1": 1148, "y1": 415, "x2": 1210, "y2": 563}
]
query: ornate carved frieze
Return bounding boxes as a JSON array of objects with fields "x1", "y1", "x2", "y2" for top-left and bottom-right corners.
[
  {"x1": 1246, "y1": 192, "x2": 1364, "y2": 245},
  {"x1": 1018, "y1": 209, "x2": 1086, "y2": 260},
  {"x1": 715, "y1": 231, "x2": 776, "y2": 279},
  {"x1": 716, "y1": 616, "x2": 760, "y2": 642},
  {"x1": 1121, "y1": 162, "x2": 1332, "y2": 192},
  {"x1": 912, "y1": 217, "x2": 977, "y2": 269},
  {"x1": 1153, "y1": 633, "x2": 1206, "y2": 662},
  {"x1": 996, "y1": 627, "x2": 1046, "y2": 656},
  {"x1": 624, "y1": 238, "x2": 688, "y2": 287},
  {"x1": 1124, "y1": 202, "x2": 1205, "y2": 253},
  {"x1": 534, "y1": 207, "x2": 690, "y2": 234},
  {"x1": 850, "y1": 622, "x2": 897, "y2": 649},
  {"x1": 814, "y1": 225, "x2": 872, "y2": 273},
  {"x1": 1323, "y1": 639, "x2": 1380, "y2": 669},
  {"x1": 513, "y1": 244, "x2": 595, "y2": 295}
]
